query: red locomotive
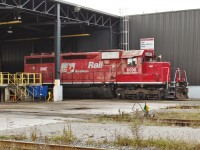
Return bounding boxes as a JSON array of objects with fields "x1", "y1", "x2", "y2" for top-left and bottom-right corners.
[{"x1": 24, "y1": 49, "x2": 188, "y2": 99}]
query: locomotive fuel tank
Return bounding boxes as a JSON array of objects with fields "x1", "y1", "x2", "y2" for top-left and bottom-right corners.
[{"x1": 63, "y1": 86, "x2": 114, "y2": 99}]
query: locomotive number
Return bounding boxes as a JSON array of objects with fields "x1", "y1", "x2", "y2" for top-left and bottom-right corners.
[
  {"x1": 127, "y1": 67, "x2": 137, "y2": 73},
  {"x1": 40, "y1": 67, "x2": 47, "y2": 71}
]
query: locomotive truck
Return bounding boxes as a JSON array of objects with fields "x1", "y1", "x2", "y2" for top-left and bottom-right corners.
[{"x1": 24, "y1": 49, "x2": 188, "y2": 99}]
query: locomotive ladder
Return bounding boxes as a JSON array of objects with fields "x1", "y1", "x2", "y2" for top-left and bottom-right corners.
[{"x1": 0, "y1": 72, "x2": 42, "y2": 101}]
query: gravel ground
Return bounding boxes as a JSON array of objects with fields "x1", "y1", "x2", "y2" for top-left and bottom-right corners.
[
  {"x1": 0, "y1": 122, "x2": 200, "y2": 143},
  {"x1": 0, "y1": 99, "x2": 200, "y2": 147}
]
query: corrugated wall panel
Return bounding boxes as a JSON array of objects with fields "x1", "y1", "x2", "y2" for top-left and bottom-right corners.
[
  {"x1": 0, "y1": 29, "x2": 119, "y2": 72},
  {"x1": 77, "y1": 30, "x2": 118, "y2": 51},
  {"x1": 129, "y1": 9, "x2": 200, "y2": 85},
  {"x1": 0, "y1": 41, "x2": 33, "y2": 73}
]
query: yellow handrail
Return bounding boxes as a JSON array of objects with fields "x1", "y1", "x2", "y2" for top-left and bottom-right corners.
[{"x1": 0, "y1": 72, "x2": 42, "y2": 85}]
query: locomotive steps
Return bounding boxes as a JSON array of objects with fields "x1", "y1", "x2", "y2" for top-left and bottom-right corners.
[{"x1": 0, "y1": 72, "x2": 42, "y2": 102}]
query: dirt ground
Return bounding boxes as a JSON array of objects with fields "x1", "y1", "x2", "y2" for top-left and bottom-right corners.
[{"x1": 0, "y1": 99, "x2": 200, "y2": 147}]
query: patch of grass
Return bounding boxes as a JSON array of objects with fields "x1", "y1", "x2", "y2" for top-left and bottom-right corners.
[
  {"x1": 91, "y1": 113, "x2": 134, "y2": 123},
  {"x1": 90, "y1": 113, "x2": 164, "y2": 127},
  {"x1": 114, "y1": 135, "x2": 133, "y2": 146},
  {"x1": 86, "y1": 138, "x2": 96, "y2": 145},
  {"x1": 90, "y1": 110, "x2": 200, "y2": 127},
  {"x1": 112, "y1": 118, "x2": 200, "y2": 149},
  {"x1": 85, "y1": 138, "x2": 111, "y2": 148},
  {"x1": 114, "y1": 136, "x2": 200, "y2": 150},
  {"x1": 156, "y1": 111, "x2": 200, "y2": 120},
  {"x1": 0, "y1": 133, "x2": 27, "y2": 141},
  {"x1": 0, "y1": 135, "x2": 13, "y2": 140},
  {"x1": 49, "y1": 124, "x2": 77, "y2": 145}
]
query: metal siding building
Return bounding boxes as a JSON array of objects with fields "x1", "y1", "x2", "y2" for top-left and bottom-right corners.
[{"x1": 129, "y1": 9, "x2": 200, "y2": 85}]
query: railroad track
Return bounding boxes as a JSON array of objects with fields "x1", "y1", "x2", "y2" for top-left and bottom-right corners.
[
  {"x1": 99, "y1": 115, "x2": 200, "y2": 127},
  {"x1": 0, "y1": 140, "x2": 106, "y2": 150},
  {"x1": 151, "y1": 118, "x2": 200, "y2": 127}
]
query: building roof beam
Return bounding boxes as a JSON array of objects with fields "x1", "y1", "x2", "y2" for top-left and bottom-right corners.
[{"x1": 0, "y1": 0, "x2": 120, "y2": 29}]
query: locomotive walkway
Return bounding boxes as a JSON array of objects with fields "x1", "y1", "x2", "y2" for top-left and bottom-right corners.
[{"x1": 0, "y1": 72, "x2": 42, "y2": 86}]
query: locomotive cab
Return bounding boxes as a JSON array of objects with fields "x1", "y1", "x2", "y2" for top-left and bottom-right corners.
[{"x1": 116, "y1": 50, "x2": 175, "y2": 99}]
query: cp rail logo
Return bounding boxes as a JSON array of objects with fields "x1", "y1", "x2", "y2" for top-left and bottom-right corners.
[{"x1": 61, "y1": 63, "x2": 75, "y2": 73}]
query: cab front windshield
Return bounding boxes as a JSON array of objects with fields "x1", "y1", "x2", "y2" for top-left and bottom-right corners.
[
  {"x1": 144, "y1": 56, "x2": 153, "y2": 62},
  {"x1": 143, "y1": 52, "x2": 155, "y2": 62}
]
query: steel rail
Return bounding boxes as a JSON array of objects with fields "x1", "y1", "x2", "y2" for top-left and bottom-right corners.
[
  {"x1": 150, "y1": 118, "x2": 200, "y2": 127},
  {"x1": 99, "y1": 115, "x2": 200, "y2": 126},
  {"x1": 0, "y1": 140, "x2": 106, "y2": 150}
]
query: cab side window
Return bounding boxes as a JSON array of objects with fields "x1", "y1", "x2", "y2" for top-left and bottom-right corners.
[
  {"x1": 127, "y1": 58, "x2": 137, "y2": 66},
  {"x1": 145, "y1": 57, "x2": 153, "y2": 62}
]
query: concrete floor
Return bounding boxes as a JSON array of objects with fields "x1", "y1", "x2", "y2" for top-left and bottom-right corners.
[{"x1": 0, "y1": 99, "x2": 198, "y2": 130}]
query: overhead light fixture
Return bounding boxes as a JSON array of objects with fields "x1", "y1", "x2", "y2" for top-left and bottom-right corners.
[
  {"x1": 49, "y1": 33, "x2": 90, "y2": 38},
  {"x1": 74, "y1": 6, "x2": 81, "y2": 12},
  {"x1": 18, "y1": 15, "x2": 21, "y2": 20},
  {"x1": 0, "y1": 20, "x2": 22, "y2": 25},
  {"x1": 4, "y1": 33, "x2": 90, "y2": 42},
  {"x1": 7, "y1": 26, "x2": 13, "y2": 34}
]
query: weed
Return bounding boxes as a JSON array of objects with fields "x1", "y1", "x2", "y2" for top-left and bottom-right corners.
[
  {"x1": 113, "y1": 112, "x2": 200, "y2": 149},
  {"x1": 44, "y1": 135, "x2": 49, "y2": 143},
  {"x1": 86, "y1": 138, "x2": 96, "y2": 145},
  {"x1": 0, "y1": 133, "x2": 27, "y2": 141},
  {"x1": 102, "y1": 136, "x2": 108, "y2": 145},
  {"x1": 49, "y1": 124, "x2": 77, "y2": 145},
  {"x1": 130, "y1": 120, "x2": 143, "y2": 148},
  {"x1": 30, "y1": 128, "x2": 38, "y2": 142},
  {"x1": 91, "y1": 110, "x2": 200, "y2": 127},
  {"x1": 0, "y1": 135, "x2": 12, "y2": 140},
  {"x1": 114, "y1": 135, "x2": 132, "y2": 146},
  {"x1": 114, "y1": 136, "x2": 200, "y2": 149}
]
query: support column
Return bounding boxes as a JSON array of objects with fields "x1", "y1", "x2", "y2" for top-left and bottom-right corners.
[
  {"x1": 0, "y1": 88, "x2": 4, "y2": 102},
  {"x1": 109, "y1": 27, "x2": 112, "y2": 49},
  {"x1": 5, "y1": 87, "x2": 10, "y2": 102},
  {"x1": 54, "y1": 3, "x2": 63, "y2": 101}
]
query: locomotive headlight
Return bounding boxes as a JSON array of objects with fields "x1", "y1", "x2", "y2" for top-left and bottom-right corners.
[{"x1": 148, "y1": 65, "x2": 153, "y2": 68}]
